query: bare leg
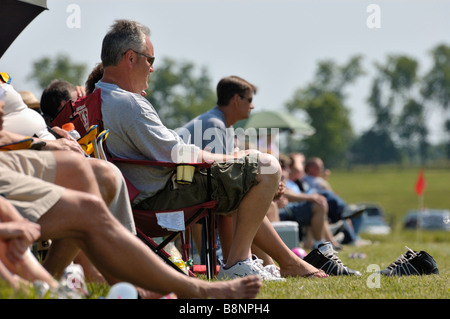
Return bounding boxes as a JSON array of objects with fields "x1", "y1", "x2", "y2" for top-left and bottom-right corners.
[
  {"x1": 266, "y1": 201, "x2": 280, "y2": 222},
  {"x1": 217, "y1": 214, "x2": 234, "y2": 263},
  {"x1": 38, "y1": 189, "x2": 261, "y2": 298},
  {"x1": 303, "y1": 227, "x2": 314, "y2": 250},
  {"x1": 309, "y1": 202, "x2": 328, "y2": 243},
  {"x1": 52, "y1": 152, "x2": 113, "y2": 201},
  {"x1": 42, "y1": 152, "x2": 113, "y2": 278},
  {"x1": 87, "y1": 160, "x2": 117, "y2": 206},
  {"x1": 0, "y1": 198, "x2": 59, "y2": 289},
  {"x1": 225, "y1": 153, "x2": 280, "y2": 267},
  {"x1": 253, "y1": 217, "x2": 327, "y2": 277},
  {"x1": 0, "y1": 245, "x2": 58, "y2": 289},
  {"x1": 251, "y1": 244, "x2": 274, "y2": 266},
  {"x1": 322, "y1": 220, "x2": 340, "y2": 248},
  {"x1": 0, "y1": 257, "x2": 21, "y2": 290}
]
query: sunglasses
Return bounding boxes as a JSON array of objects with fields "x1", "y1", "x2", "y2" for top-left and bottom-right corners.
[
  {"x1": 239, "y1": 95, "x2": 253, "y2": 104},
  {"x1": 123, "y1": 49, "x2": 155, "y2": 66}
]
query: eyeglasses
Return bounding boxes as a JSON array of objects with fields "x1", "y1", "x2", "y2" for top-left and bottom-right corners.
[
  {"x1": 239, "y1": 95, "x2": 253, "y2": 104},
  {"x1": 123, "y1": 49, "x2": 155, "y2": 66}
]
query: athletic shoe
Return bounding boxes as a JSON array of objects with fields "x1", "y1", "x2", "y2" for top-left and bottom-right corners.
[
  {"x1": 251, "y1": 255, "x2": 283, "y2": 280},
  {"x1": 379, "y1": 246, "x2": 439, "y2": 276},
  {"x1": 341, "y1": 204, "x2": 366, "y2": 219},
  {"x1": 33, "y1": 280, "x2": 85, "y2": 299},
  {"x1": 33, "y1": 264, "x2": 89, "y2": 299},
  {"x1": 58, "y1": 264, "x2": 89, "y2": 298},
  {"x1": 217, "y1": 256, "x2": 285, "y2": 281},
  {"x1": 303, "y1": 242, "x2": 361, "y2": 276}
]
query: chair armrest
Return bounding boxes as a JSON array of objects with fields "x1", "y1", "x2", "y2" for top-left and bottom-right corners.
[{"x1": 111, "y1": 158, "x2": 214, "y2": 169}]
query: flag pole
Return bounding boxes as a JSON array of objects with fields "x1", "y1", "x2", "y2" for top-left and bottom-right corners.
[
  {"x1": 415, "y1": 168, "x2": 426, "y2": 242},
  {"x1": 417, "y1": 192, "x2": 423, "y2": 242}
]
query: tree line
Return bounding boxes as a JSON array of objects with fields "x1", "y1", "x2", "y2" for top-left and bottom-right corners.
[{"x1": 29, "y1": 44, "x2": 450, "y2": 168}]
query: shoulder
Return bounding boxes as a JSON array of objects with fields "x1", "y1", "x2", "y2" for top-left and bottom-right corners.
[
  {"x1": 99, "y1": 82, "x2": 155, "y2": 116},
  {"x1": 183, "y1": 107, "x2": 225, "y2": 129}
]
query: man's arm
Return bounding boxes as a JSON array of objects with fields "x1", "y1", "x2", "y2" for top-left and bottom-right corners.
[
  {"x1": 0, "y1": 197, "x2": 41, "y2": 264},
  {"x1": 0, "y1": 128, "x2": 85, "y2": 155},
  {"x1": 284, "y1": 189, "x2": 328, "y2": 207}
]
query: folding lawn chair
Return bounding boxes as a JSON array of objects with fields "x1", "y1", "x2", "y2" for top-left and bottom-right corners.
[{"x1": 51, "y1": 89, "x2": 219, "y2": 279}]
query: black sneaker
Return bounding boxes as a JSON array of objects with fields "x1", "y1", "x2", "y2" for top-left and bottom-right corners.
[
  {"x1": 379, "y1": 247, "x2": 439, "y2": 276},
  {"x1": 303, "y1": 242, "x2": 361, "y2": 276},
  {"x1": 341, "y1": 204, "x2": 366, "y2": 220}
]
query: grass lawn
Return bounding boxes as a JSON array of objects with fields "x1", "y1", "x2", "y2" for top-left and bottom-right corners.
[
  {"x1": 257, "y1": 231, "x2": 449, "y2": 299},
  {"x1": 0, "y1": 166, "x2": 448, "y2": 299},
  {"x1": 255, "y1": 165, "x2": 449, "y2": 299}
]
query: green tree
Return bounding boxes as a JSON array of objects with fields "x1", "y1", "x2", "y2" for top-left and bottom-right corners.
[
  {"x1": 350, "y1": 129, "x2": 400, "y2": 165},
  {"x1": 422, "y1": 43, "x2": 450, "y2": 158},
  {"x1": 299, "y1": 92, "x2": 353, "y2": 167},
  {"x1": 146, "y1": 57, "x2": 216, "y2": 129},
  {"x1": 286, "y1": 56, "x2": 363, "y2": 167},
  {"x1": 397, "y1": 99, "x2": 428, "y2": 164},
  {"x1": 29, "y1": 53, "x2": 87, "y2": 89},
  {"x1": 358, "y1": 55, "x2": 429, "y2": 164}
]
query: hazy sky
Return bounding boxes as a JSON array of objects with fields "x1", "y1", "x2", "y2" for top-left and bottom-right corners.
[{"x1": 1, "y1": 0, "x2": 449, "y2": 143}]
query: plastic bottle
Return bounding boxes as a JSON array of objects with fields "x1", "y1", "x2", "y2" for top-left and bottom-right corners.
[
  {"x1": 106, "y1": 282, "x2": 138, "y2": 299},
  {"x1": 62, "y1": 123, "x2": 81, "y2": 140},
  {"x1": 168, "y1": 256, "x2": 189, "y2": 275}
]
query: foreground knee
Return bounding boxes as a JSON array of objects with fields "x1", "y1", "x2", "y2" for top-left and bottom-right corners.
[
  {"x1": 89, "y1": 160, "x2": 117, "y2": 204},
  {"x1": 257, "y1": 153, "x2": 281, "y2": 182}
]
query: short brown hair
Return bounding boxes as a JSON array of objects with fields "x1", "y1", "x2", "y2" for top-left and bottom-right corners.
[
  {"x1": 40, "y1": 79, "x2": 75, "y2": 120},
  {"x1": 216, "y1": 76, "x2": 257, "y2": 106}
]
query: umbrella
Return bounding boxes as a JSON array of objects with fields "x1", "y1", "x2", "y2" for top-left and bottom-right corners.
[
  {"x1": 0, "y1": 0, "x2": 48, "y2": 59},
  {"x1": 235, "y1": 110, "x2": 315, "y2": 136}
]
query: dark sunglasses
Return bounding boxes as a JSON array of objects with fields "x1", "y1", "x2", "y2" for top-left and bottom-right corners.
[
  {"x1": 239, "y1": 95, "x2": 253, "y2": 103},
  {"x1": 123, "y1": 49, "x2": 155, "y2": 66}
]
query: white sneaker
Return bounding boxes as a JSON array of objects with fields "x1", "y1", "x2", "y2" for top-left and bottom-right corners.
[
  {"x1": 59, "y1": 264, "x2": 89, "y2": 298},
  {"x1": 264, "y1": 264, "x2": 282, "y2": 279},
  {"x1": 33, "y1": 264, "x2": 89, "y2": 299},
  {"x1": 217, "y1": 256, "x2": 285, "y2": 281}
]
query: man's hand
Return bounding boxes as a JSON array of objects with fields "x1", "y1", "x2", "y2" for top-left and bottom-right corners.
[
  {"x1": 306, "y1": 193, "x2": 328, "y2": 207},
  {"x1": 43, "y1": 126, "x2": 85, "y2": 155},
  {"x1": 0, "y1": 220, "x2": 41, "y2": 264}
]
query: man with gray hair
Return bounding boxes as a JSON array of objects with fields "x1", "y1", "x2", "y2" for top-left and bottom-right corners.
[{"x1": 96, "y1": 19, "x2": 327, "y2": 280}]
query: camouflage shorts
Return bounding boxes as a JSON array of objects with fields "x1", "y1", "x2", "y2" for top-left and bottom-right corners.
[{"x1": 134, "y1": 154, "x2": 259, "y2": 214}]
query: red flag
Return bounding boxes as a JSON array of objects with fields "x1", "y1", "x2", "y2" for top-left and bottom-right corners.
[{"x1": 415, "y1": 169, "x2": 426, "y2": 196}]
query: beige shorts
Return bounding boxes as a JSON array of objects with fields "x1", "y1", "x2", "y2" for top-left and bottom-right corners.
[{"x1": 0, "y1": 150, "x2": 64, "y2": 222}]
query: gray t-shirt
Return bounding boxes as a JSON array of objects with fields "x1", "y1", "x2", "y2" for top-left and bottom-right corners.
[
  {"x1": 96, "y1": 81, "x2": 200, "y2": 204},
  {"x1": 178, "y1": 106, "x2": 235, "y2": 155}
]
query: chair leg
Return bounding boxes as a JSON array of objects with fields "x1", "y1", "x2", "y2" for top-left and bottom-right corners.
[
  {"x1": 208, "y1": 209, "x2": 217, "y2": 277},
  {"x1": 136, "y1": 229, "x2": 188, "y2": 276},
  {"x1": 202, "y1": 209, "x2": 217, "y2": 280}
]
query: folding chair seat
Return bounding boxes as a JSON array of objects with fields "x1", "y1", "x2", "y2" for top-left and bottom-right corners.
[
  {"x1": 104, "y1": 144, "x2": 219, "y2": 279},
  {"x1": 51, "y1": 89, "x2": 219, "y2": 279}
]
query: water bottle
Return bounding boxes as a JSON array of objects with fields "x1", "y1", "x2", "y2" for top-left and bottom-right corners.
[
  {"x1": 62, "y1": 123, "x2": 81, "y2": 140},
  {"x1": 106, "y1": 282, "x2": 138, "y2": 299}
]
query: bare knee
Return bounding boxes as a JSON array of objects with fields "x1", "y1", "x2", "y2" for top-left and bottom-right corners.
[
  {"x1": 257, "y1": 153, "x2": 281, "y2": 186},
  {"x1": 53, "y1": 151, "x2": 91, "y2": 181},
  {"x1": 38, "y1": 190, "x2": 113, "y2": 241},
  {"x1": 312, "y1": 202, "x2": 328, "y2": 218},
  {"x1": 88, "y1": 160, "x2": 117, "y2": 205}
]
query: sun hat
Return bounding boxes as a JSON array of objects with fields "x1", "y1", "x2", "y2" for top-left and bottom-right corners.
[{"x1": 19, "y1": 90, "x2": 41, "y2": 109}]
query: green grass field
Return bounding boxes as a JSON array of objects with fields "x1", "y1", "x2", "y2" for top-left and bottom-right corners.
[
  {"x1": 257, "y1": 232, "x2": 449, "y2": 299},
  {"x1": 328, "y1": 165, "x2": 450, "y2": 231},
  {"x1": 1, "y1": 166, "x2": 449, "y2": 299},
  {"x1": 257, "y1": 166, "x2": 450, "y2": 299}
]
